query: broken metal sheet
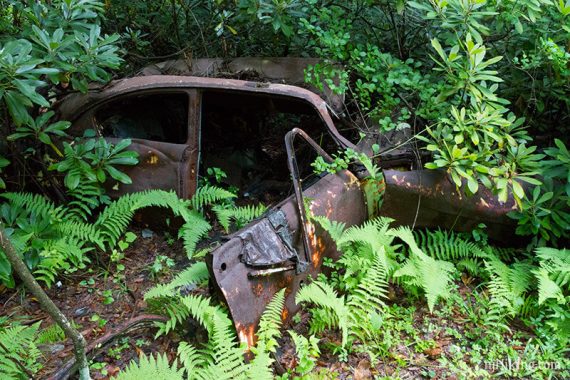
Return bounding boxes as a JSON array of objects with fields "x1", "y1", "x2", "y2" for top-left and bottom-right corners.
[
  {"x1": 237, "y1": 218, "x2": 296, "y2": 267},
  {"x1": 208, "y1": 170, "x2": 367, "y2": 348}
]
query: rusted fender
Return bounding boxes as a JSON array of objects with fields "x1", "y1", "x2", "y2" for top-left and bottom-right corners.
[
  {"x1": 380, "y1": 169, "x2": 519, "y2": 241},
  {"x1": 208, "y1": 170, "x2": 367, "y2": 347}
]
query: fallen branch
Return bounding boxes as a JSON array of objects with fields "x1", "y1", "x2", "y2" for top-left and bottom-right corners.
[{"x1": 49, "y1": 314, "x2": 168, "y2": 380}]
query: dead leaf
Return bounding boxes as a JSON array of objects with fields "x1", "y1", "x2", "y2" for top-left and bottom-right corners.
[
  {"x1": 424, "y1": 346, "x2": 442, "y2": 359},
  {"x1": 354, "y1": 359, "x2": 371, "y2": 380}
]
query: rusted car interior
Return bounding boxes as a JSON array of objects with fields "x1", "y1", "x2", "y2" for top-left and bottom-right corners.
[{"x1": 59, "y1": 75, "x2": 520, "y2": 346}]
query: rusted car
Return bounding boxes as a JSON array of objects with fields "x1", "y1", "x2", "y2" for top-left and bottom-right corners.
[{"x1": 59, "y1": 73, "x2": 519, "y2": 346}]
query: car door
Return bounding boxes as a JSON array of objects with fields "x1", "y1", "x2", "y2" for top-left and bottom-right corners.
[
  {"x1": 73, "y1": 90, "x2": 199, "y2": 199},
  {"x1": 198, "y1": 87, "x2": 369, "y2": 347}
]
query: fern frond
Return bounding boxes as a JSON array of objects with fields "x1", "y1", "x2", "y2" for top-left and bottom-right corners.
[
  {"x1": 150, "y1": 299, "x2": 191, "y2": 337},
  {"x1": 536, "y1": 247, "x2": 570, "y2": 290},
  {"x1": 205, "y1": 313, "x2": 248, "y2": 380},
  {"x1": 337, "y1": 217, "x2": 395, "y2": 253},
  {"x1": 535, "y1": 268, "x2": 565, "y2": 305},
  {"x1": 65, "y1": 181, "x2": 108, "y2": 221},
  {"x1": 94, "y1": 192, "x2": 138, "y2": 247},
  {"x1": 296, "y1": 281, "x2": 350, "y2": 346},
  {"x1": 190, "y1": 185, "x2": 236, "y2": 210},
  {"x1": 34, "y1": 238, "x2": 91, "y2": 287},
  {"x1": 414, "y1": 229, "x2": 488, "y2": 261},
  {"x1": 311, "y1": 215, "x2": 346, "y2": 244},
  {"x1": 0, "y1": 321, "x2": 42, "y2": 378},
  {"x1": 177, "y1": 341, "x2": 206, "y2": 376},
  {"x1": 145, "y1": 262, "x2": 209, "y2": 300},
  {"x1": 179, "y1": 213, "x2": 212, "y2": 259},
  {"x1": 212, "y1": 204, "x2": 267, "y2": 233},
  {"x1": 256, "y1": 289, "x2": 285, "y2": 352},
  {"x1": 56, "y1": 220, "x2": 104, "y2": 249},
  {"x1": 36, "y1": 324, "x2": 65, "y2": 344},
  {"x1": 113, "y1": 353, "x2": 184, "y2": 380},
  {"x1": 1, "y1": 192, "x2": 65, "y2": 221},
  {"x1": 391, "y1": 226, "x2": 455, "y2": 312},
  {"x1": 348, "y1": 247, "x2": 389, "y2": 316}
]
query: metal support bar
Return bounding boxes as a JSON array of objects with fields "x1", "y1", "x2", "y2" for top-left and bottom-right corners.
[{"x1": 284, "y1": 128, "x2": 337, "y2": 273}]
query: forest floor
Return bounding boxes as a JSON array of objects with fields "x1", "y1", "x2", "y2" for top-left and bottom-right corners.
[{"x1": 0, "y1": 225, "x2": 557, "y2": 379}]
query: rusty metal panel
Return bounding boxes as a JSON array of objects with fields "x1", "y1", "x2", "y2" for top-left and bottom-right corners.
[
  {"x1": 208, "y1": 170, "x2": 367, "y2": 347},
  {"x1": 380, "y1": 169, "x2": 519, "y2": 241},
  {"x1": 103, "y1": 138, "x2": 193, "y2": 198}
]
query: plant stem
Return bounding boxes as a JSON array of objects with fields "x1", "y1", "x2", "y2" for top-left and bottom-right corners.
[{"x1": 0, "y1": 225, "x2": 91, "y2": 380}]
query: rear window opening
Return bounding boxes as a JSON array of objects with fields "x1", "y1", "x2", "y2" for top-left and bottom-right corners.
[
  {"x1": 95, "y1": 93, "x2": 189, "y2": 143},
  {"x1": 200, "y1": 90, "x2": 338, "y2": 204}
]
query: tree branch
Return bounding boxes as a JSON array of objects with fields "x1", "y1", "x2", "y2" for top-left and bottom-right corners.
[{"x1": 0, "y1": 225, "x2": 91, "y2": 380}]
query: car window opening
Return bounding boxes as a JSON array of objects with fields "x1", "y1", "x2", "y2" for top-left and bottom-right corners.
[
  {"x1": 200, "y1": 90, "x2": 337, "y2": 205},
  {"x1": 95, "y1": 93, "x2": 189, "y2": 144}
]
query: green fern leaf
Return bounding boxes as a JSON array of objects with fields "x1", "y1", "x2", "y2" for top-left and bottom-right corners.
[
  {"x1": 113, "y1": 353, "x2": 183, "y2": 380},
  {"x1": 145, "y1": 262, "x2": 209, "y2": 300}
]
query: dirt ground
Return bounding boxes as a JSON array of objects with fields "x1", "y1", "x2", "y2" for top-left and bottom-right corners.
[{"x1": 0, "y1": 225, "x2": 541, "y2": 379}]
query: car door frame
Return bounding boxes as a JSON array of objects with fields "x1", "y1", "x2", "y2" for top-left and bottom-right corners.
[{"x1": 68, "y1": 88, "x2": 201, "y2": 199}]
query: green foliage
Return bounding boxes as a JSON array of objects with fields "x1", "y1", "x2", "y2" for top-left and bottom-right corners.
[
  {"x1": 414, "y1": 229, "x2": 488, "y2": 275},
  {"x1": 0, "y1": 156, "x2": 8, "y2": 189},
  {"x1": 287, "y1": 331, "x2": 320, "y2": 377},
  {"x1": 0, "y1": 0, "x2": 122, "y2": 123},
  {"x1": 0, "y1": 186, "x2": 230, "y2": 287},
  {"x1": 112, "y1": 353, "x2": 183, "y2": 380},
  {"x1": 212, "y1": 203, "x2": 267, "y2": 233},
  {"x1": 508, "y1": 139, "x2": 570, "y2": 246},
  {"x1": 297, "y1": 1, "x2": 568, "y2": 223},
  {"x1": 312, "y1": 148, "x2": 385, "y2": 216},
  {"x1": 36, "y1": 323, "x2": 65, "y2": 344},
  {"x1": 0, "y1": 320, "x2": 42, "y2": 379},
  {"x1": 0, "y1": 0, "x2": 126, "y2": 212},
  {"x1": 51, "y1": 138, "x2": 139, "y2": 192},
  {"x1": 391, "y1": 227, "x2": 456, "y2": 312},
  {"x1": 142, "y1": 282, "x2": 286, "y2": 379}
]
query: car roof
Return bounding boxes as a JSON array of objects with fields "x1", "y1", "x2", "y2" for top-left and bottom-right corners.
[{"x1": 57, "y1": 75, "x2": 332, "y2": 122}]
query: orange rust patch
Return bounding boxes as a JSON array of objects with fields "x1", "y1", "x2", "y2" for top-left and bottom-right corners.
[
  {"x1": 251, "y1": 282, "x2": 264, "y2": 296},
  {"x1": 237, "y1": 324, "x2": 256, "y2": 348}
]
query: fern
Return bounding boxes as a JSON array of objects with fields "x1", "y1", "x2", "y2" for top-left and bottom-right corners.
[
  {"x1": 178, "y1": 213, "x2": 212, "y2": 259},
  {"x1": 175, "y1": 293, "x2": 280, "y2": 380},
  {"x1": 287, "y1": 331, "x2": 320, "y2": 376},
  {"x1": 296, "y1": 280, "x2": 350, "y2": 346},
  {"x1": 255, "y1": 289, "x2": 286, "y2": 351},
  {"x1": 0, "y1": 321, "x2": 42, "y2": 379},
  {"x1": 535, "y1": 247, "x2": 570, "y2": 296},
  {"x1": 190, "y1": 185, "x2": 236, "y2": 210},
  {"x1": 66, "y1": 181, "x2": 109, "y2": 221},
  {"x1": 56, "y1": 220, "x2": 104, "y2": 250},
  {"x1": 414, "y1": 229, "x2": 488, "y2": 261},
  {"x1": 390, "y1": 226, "x2": 456, "y2": 312},
  {"x1": 36, "y1": 324, "x2": 65, "y2": 344},
  {"x1": 144, "y1": 262, "x2": 209, "y2": 300},
  {"x1": 113, "y1": 353, "x2": 183, "y2": 380},
  {"x1": 484, "y1": 257, "x2": 534, "y2": 316},
  {"x1": 311, "y1": 215, "x2": 346, "y2": 243},
  {"x1": 1, "y1": 192, "x2": 65, "y2": 222},
  {"x1": 296, "y1": 248, "x2": 390, "y2": 349},
  {"x1": 33, "y1": 238, "x2": 92, "y2": 287},
  {"x1": 212, "y1": 204, "x2": 267, "y2": 233}
]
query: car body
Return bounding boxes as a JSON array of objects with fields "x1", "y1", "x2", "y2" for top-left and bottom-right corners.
[{"x1": 59, "y1": 73, "x2": 519, "y2": 345}]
